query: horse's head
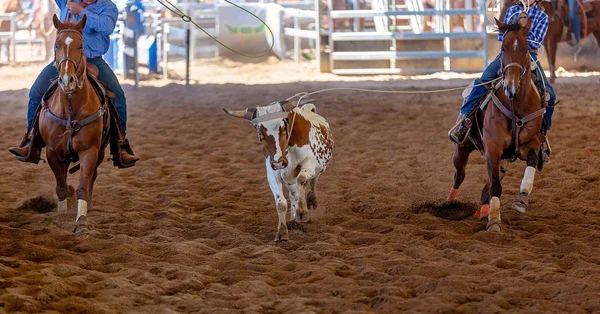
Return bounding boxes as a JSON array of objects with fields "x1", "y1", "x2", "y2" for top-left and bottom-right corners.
[
  {"x1": 496, "y1": 13, "x2": 532, "y2": 99},
  {"x1": 223, "y1": 102, "x2": 291, "y2": 171},
  {"x1": 52, "y1": 14, "x2": 86, "y2": 94}
]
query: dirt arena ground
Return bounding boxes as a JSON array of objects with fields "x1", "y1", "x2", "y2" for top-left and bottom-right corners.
[{"x1": 1, "y1": 58, "x2": 600, "y2": 313}]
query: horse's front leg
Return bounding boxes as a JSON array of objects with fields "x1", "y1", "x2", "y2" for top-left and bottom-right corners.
[
  {"x1": 74, "y1": 148, "x2": 99, "y2": 234},
  {"x1": 512, "y1": 147, "x2": 540, "y2": 213},
  {"x1": 484, "y1": 144, "x2": 503, "y2": 232},
  {"x1": 47, "y1": 149, "x2": 69, "y2": 214}
]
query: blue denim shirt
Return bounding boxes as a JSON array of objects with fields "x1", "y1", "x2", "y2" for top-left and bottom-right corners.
[{"x1": 56, "y1": 0, "x2": 118, "y2": 58}]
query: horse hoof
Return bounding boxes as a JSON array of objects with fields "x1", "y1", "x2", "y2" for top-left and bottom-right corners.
[
  {"x1": 486, "y1": 220, "x2": 501, "y2": 232},
  {"x1": 73, "y1": 216, "x2": 89, "y2": 234},
  {"x1": 475, "y1": 204, "x2": 489, "y2": 220},
  {"x1": 447, "y1": 188, "x2": 459, "y2": 201},
  {"x1": 512, "y1": 193, "x2": 529, "y2": 213},
  {"x1": 73, "y1": 224, "x2": 89, "y2": 234}
]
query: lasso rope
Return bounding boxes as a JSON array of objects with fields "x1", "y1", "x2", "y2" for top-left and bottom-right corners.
[
  {"x1": 155, "y1": 0, "x2": 274, "y2": 58},
  {"x1": 287, "y1": 77, "x2": 503, "y2": 106},
  {"x1": 282, "y1": 77, "x2": 503, "y2": 146}
]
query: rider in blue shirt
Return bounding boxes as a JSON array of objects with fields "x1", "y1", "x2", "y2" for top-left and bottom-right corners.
[
  {"x1": 9, "y1": 0, "x2": 139, "y2": 165},
  {"x1": 448, "y1": 0, "x2": 556, "y2": 151}
]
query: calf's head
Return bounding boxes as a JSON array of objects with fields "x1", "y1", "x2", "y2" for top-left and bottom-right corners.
[{"x1": 223, "y1": 101, "x2": 291, "y2": 171}]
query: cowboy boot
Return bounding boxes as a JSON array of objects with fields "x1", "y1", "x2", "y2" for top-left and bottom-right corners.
[
  {"x1": 448, "y1": 113, "x2": 472, "y2": 144},
  {"x1": 8, "y1": 127, "x2": 43, "y2": 164},
  {"x1": 8, "y1": 130, "x2": 32, "y2": 158},
  {"x1": 119, "y1": 137, "x2": 139, "y2": 165},
  {"x1": 105, "y1": 100, "x2": 139, "y2": 167}
]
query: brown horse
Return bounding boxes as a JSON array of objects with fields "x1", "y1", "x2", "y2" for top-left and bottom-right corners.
[
  {"x1": 40, "y1": 15, "x2": 109, "y2": 234},
  {"x1": 448, "y1": 14, "x2": 546, "y2": 232},
  {"x1": 501, "y1": 0, "x2": 600, "y2": 82}
]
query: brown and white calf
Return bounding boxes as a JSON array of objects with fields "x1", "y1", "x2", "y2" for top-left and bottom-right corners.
[{"x1": 223, "y1": 100, "x2": 333, "y2": 241}]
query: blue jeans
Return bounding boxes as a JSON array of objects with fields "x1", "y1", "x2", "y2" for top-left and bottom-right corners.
[
  {"x1": 460, "y1": 54, "x2": 501, "y2": 115},
  {"x1": 460, "y1": 53, "x2": 556, "y2": 129},
  {"x1": 26, "y1": 58, "x2": 128, "y2": 135},
  {"x1": 569, "y1": 0, "x2": 581, "y2": 42}
]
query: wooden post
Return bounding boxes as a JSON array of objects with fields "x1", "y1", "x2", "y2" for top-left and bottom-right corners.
[{"x1": 185, "y1": 27, "x2": 190, "y2": 86}]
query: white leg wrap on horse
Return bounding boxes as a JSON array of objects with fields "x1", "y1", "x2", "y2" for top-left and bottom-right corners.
[
  {"x1": 76, "y1": 200, "x2": 88, "y2": 222},
  {"x1": 489, "y1": 197, "x2": 501, "y2": 222},
  {"x1": 520, "y1": 166, "x2": 536, "y2": 195},
  {"x1": 58, "y1": 199, "x2": 68, "y2": 214}
]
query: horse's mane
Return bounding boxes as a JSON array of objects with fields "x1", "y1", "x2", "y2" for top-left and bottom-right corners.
[
  {"x1": 495, "y1": 21, "x2": 522, "y2": 35},
  {"x1": 58, "y1": 20, "x2": 82, "y2": 31}
]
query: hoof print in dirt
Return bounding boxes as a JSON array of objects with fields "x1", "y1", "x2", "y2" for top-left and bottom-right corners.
[
  {"x1": 413, "y1": 200, "x2": 478, "y2": 221},
  {"x1": 16, "y1": 196, "x2": 55, "y2": 213},
  {"x1": 286, "y1": 220, "x2": 305, "y2": 232}
]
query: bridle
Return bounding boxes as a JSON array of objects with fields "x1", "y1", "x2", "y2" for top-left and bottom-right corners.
[{"x1": 55, "y1": 29, "x2": 86, "y2": 92}]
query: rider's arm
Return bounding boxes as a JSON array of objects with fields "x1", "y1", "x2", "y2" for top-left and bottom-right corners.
[
  {"x1": 81, "y1": 3, "x2": 118, "y2": 36},
  {"x1": 54, "y1": 0, "x2": 66, "y2": 10},
  {"x1": 528, "y1": 12, "x2": 548, "y2": 49},
  {"x1": 498, "y1": 5, "x2": 518, "y2": 43}
]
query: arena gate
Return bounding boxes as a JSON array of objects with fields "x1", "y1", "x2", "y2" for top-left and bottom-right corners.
[
  {"x1": 325, "y1": 0, "x2": 490, "y2": 75},
  {"x1": 0, "y1": 13, "x2": 16, "y2": 62}
]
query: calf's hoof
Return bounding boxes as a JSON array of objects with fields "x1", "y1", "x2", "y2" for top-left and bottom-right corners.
[
  {"x1": 274, "y1": 225, "x2": 289, "y2": 242},
  {"x1": 306, "y1": 191, "x2": 318, "y2": 210},
  {"x1": 295, "y1": 210, "x2": 310, "y2": 223}
]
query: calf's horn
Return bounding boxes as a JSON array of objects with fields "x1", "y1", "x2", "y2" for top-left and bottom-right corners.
[{"x1": 222, "y1": 107, "x2": 248, "y2": 119}]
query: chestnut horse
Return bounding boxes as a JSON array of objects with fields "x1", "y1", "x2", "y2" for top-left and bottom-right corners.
[
  {"x1": 40, "y1": 15, "x2": 109, "y2": 234},
  {"x1": 449, "y1": 15, "x2": 546, "y2": 232},
  {"x1": 501, "y1": 0, "x2": 600, "y2": 82}
]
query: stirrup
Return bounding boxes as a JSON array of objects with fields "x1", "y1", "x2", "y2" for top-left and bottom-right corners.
[
  {"x1": 543, "y1": 136, "x2": 551, "y2": 161},
  {"x1": 109, "y1": 138, "x2": 138, "y2": 168},
  {"x1": 448, "y1": 117, "x2": 472, "y2": 145},
  {"x1": 11, "y1": 131, "x2": 45, "y2": 164}
]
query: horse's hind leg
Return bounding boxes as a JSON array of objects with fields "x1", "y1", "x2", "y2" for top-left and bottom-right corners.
[
  {"x1": 544, "y1": 39, "x2": 558, "y2": 83},
  {"x1": 448, "y1": 144, "x2": 473, "y2": 201},
  {"x1": 47, "y1": 149, "x2": 69, "y2": 214},
  {"x1": 512, "y1": 148, "x2": 539, "y2": 213},
  {"x1": 88, "y1": 149, "x2": 104, "y2": 209},
  {"x1": 74, "y1": 149, "x2": 99, "y2": 234}
]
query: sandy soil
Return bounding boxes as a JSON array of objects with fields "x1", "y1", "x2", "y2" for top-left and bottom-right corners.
[{"x1": 1, "y1": 58, "x2": 600, "y2": 313}]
